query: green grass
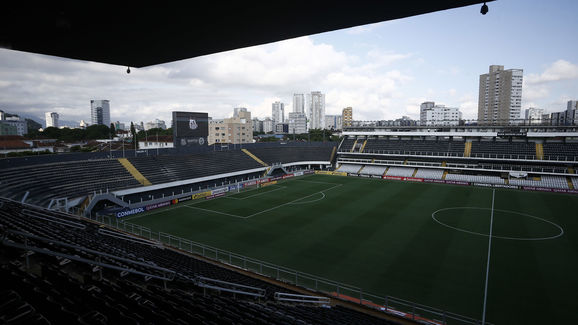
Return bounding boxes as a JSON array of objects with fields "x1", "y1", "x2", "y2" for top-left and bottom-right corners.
[{"x1": 127, "y1": 174, "x2": 578, "y2": 324}]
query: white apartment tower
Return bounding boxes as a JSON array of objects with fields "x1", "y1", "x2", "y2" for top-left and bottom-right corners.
[
  {"x1": 420, "y1": 102, "x2": 461, "y2": 126},
  {"x1": 288, "y1": 112, "x2": 307, "y2": 134},
  {"x1": 477, "y1": 65, "x2": 523, "y2": 125},
  {"x1": 90, "y1": 100, "x2": 111, "y2": 126},
  {"x1": 307, "y1": 91, "x2": 325, "y2": 130},
  {"x1": 272, "y1": 101, "x2": 285, "y2": 124},
  {"x1": 45, "y1": 112, "x2": 59, "y2": 128},
  {"x1": 293, "y1": 94, "x2": 305, "y2": 113},
  {"x1": 525, "y1": 107, "x2": 544, "y2": 125}
]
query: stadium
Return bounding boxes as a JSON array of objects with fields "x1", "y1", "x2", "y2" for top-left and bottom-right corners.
[
  {"x1": 2, "y1": 121, "x2": 578, "y2": 324},
  {"x1": 2, "y1": 2, "x2": 578, "y2": 325}
]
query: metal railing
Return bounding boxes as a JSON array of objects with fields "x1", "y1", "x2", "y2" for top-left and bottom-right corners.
[
  {"x1": 90, "y1": 214, "x2": 489, "y2": 325},
  {"x1": 339, "y1": 149, "x2": 578, "y2": 162}
]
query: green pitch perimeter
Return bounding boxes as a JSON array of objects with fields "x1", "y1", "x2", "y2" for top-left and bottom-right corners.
[{"x1": 127, "y1": 174, "x2": 578, "y2": 324}]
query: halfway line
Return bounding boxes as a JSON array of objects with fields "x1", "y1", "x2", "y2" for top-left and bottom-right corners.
[{"x1": 481, "y1": 189, "x2": 495, "y2": 325}]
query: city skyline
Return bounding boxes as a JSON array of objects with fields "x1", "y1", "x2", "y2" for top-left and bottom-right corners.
[{"x1": 0, "y1": 0, "x2": 576, "y2": 126}]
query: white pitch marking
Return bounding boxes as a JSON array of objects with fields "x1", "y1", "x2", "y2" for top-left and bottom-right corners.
[
  {"x1": 183, "y1": 204, "x2": 245, "y2": 219},
  {"x1": 245, "y1": 183, "x2": 342, "y2": 218},
  {"x1": 431, "y1": 207, "x2": 564, "y2": 241},
  {"x1": 225, "y1": 185, "x2": 287, "y2": 200},
  {"x1": 289, "y1": 192, "x2": 326, "y2": 204},
  {"x1": 481, "y1": 189, "x2": 495, "y2": 325}
]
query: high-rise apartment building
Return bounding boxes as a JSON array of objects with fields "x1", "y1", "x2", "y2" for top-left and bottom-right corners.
[
  {"x1": 420, "y1": 102, "x2": 461, "y2": 126},
  {"x1": 252, "y1": 118, "x2": 263, "y2": 133},
  {"x1": 477, "y1": 65, "x2": 523, "y2": 125},
  {"x1": 307, "y1": 91, "x2": 325, "y2": 130},
  {"x1": 90, "y1": 100, "x2": 111, "y2": 126},
  {"x1": 263, "y1": 118, "x2": 274, "y2": 133},
  {"x1": 342, "y1": 107, "x2": 352, "y2": 128},
  {"x1": 272, "y1": 101, "x2": 284, "y2": 124},
  {"x1": 549, "y1": 100, "x2": 578, "y2": 126},
  {"x1": 287, "y1": 112, "x2": 307, "y2": 134},
  {"x1": 45, "y1": 112, "x2": 59, "y2": 128},
  {"x1": 325, "y1": 115, "x2": 342, "y2": 130},
  {"x1": 293, "y1": 94, "x2": 305, "y2": 113}
]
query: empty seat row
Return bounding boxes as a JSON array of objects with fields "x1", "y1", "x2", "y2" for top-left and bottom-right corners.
[
  {"x1": 385, "y1": 167, "x2": 415, "y2": 177},
  {"x1": 445, "y1": 173, "x2": 505, "y2": 185},
  {"x1": 414, "y1": 168, "x2": 444, "y2": 180}
]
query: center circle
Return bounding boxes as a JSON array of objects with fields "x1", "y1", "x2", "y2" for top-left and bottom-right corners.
[{"x1": 431, "y1": 207, "x2": 564, "y2": 241}]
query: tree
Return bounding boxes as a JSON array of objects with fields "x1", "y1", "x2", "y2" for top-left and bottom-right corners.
[
  {"x1": 41, "y1": 127, "x2": 61, "y2": 139},
  {"x1": 110, "y1": 123, "x2": 116, "y2": 138},
  {"x1": 130, "y1": 122, "x2": 138, "y2": 149},
  {"x1": 85, "y1": 124, "x2": 110, "y2": 139}
]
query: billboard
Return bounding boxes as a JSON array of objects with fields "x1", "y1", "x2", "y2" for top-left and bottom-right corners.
[{"x1": 172, "y1": 111, "x2": 209, "y2": 147}]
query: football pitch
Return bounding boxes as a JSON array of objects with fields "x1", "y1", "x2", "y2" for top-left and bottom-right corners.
[{"x1": 125, "y1": 174, "x2": 578, "y2": 324}]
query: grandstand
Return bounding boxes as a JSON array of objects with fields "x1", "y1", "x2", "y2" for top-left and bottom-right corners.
[
  {"x1": 0, "y1": 197, "x2": 398, "y2": 325},
  {"x1": 336, "y1": 126, "x2": 578, "y2": 193}
]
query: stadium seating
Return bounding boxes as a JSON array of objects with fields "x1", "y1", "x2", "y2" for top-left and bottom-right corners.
[
  {"x1": 445, "y1": 173, "x2": 505, "y2": 185},
  {"x1": 0, "y1": 145, "x2": 335, "y2": 207},
  {"x1": 247, "y1": 146, "x2": 334, "y2": 166},
  {"x1": 385, "y1": 167, "x2": 415, "y2": 177},
  {"x1": 477, "y1": 162, "x2": 568, "y2": 174},
  {"x1": 360, "y1": 165, "x2": 388, "y2": 176},
  {"x1": 360, "y1": 139, "x2": 465, "y2": 155},
  {"x1": 572, "y1": 177, "x2": 578, "y2": 189},
  {"x1": 0, "y1": 160, "x2": 140, "y2": 206},
  {"x1": 128, "y1": 150, "x2": 263, "y2": 185},
  {"x1": 508, "y1": 175, "x2": 569, "y2": 189},
  {"x1": 0, "y1": 198, "x2": 398, "y2": 325},
  {"x1": 337, "y1": 164, "x2": 362, "y2": 174},
  {"x1": 414, "y1": 168, "x2": 444, "y2": 180},
  {"x1": 470, "y1": 141, "x2": 536, "y2": 158},
  {"x1": 543, "y1": 142, "x2": 578, "y2": 160}
]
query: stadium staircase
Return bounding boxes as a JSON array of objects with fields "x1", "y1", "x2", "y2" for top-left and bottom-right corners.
[
  {"x1": 118, "y1": 158, "x2": 152, "y2": 186},
  {"x1": 360, "y1": 139, "x2": 368, "y2": 152},
  {"x1": 535, "y1": 143, "x2": 544, "y2": 160},
  {"x1": 357, "y1": 166, "x2": 366, "y2": 174},
  {"x1": 567, "y1": 177, "x2": 575, "y2": 189},
  {"x1": 241, "y1": 149, "x2": 269, "y2": 167},
  {"x1": 77, "y1": 195, "x2": 92, "y2": 216},
  {"x1": 403, "y1": 159, "x2": 408, "y2": 165},
  {"x1": 383, "y1": 166, "x2": 390, "y2": 176},
  {"x1": 442, "y1": 170, "x2": 448, "y2": 180},
  {"x1": 464, "y1": 142, "x2": 472, "y2": 157},
  {"x1": 411, "y1": 168, "x2": 418, "y2": 177},
  {"x1": 329, "y1": 146, "x2": 337, "y2": 165}
]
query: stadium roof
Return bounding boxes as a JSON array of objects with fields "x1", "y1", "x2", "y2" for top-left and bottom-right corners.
[{"x1": 1, "y1": 1, "x2": 491, "y2": 68}]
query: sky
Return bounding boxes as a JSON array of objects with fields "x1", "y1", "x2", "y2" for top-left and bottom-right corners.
[{"x1": 1, "y1": 0, "x2": 577, "y2": 127}]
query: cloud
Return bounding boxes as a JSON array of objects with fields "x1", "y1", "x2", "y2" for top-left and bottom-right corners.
[
  {"x1": 1, "y1": 36, "x2": 414, "y2": 124},
  {"x1": 525, "y1": 60, "x2": 578, "y2": 84}
]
